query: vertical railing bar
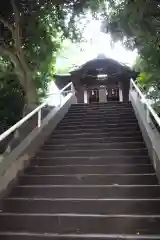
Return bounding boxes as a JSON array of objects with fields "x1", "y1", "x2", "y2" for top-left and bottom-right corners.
[{"x1": 38, "y1": 109, "x2": 42, "y2": 128}]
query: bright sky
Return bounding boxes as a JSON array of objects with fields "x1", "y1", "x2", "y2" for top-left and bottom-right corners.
[
  {"x1": 56, "y1": 18, "x2": 138, "y2": 72},
  {"x1": 81, "y1": 20, "x2": 137, "y2": 67}
]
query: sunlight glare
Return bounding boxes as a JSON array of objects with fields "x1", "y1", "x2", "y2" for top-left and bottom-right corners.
[{"x1": 82, "y1": 19, "x2": 137, "y2": 67}]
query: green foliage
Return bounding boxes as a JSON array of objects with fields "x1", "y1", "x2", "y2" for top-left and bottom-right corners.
[
  {"x1": 0, "y1": 0, "x2": 106, "y2": 104},
  {"x1": 55, "y1": 39, "x2": 85, "y2": 74},
  {"x1": 102, "y1": 0, "x2": 160, "y2": 101},
  {"x1": 0, "y1": 71, "x2": 25, "y2": 133}
]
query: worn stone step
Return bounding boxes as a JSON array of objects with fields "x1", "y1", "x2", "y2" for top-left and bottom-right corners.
[
  {"x1": 53, "y1": 126, "x2": 140, "y2": 135},
  {"x1": 68, "y1": 104, "x2": 133, "y2": 109},
  {"x1": 67, "y1": 111, "x2": 134, "y2": 115},
  {"x1": 0, "y1": 213, "x2": 160, "y2": 234},
  {"x1": 62, "y1": 117, "x2": 136, "y2": 123},
  {"x1": 56, "y1": 123, "x2": 139, "y2": 130},
  {"x1": 46, "y1": 136, "x2": 143, "y2": 145},
  {"x1": 19, "y1": 173, "x2": 158, "y2": 185},
  {"x1": 2, "y1": 198, "x2": 160, "y2": 215},
  {"x1": 59, "y1": 120, "x2": 138, "y2": 127},
  {"x1": 65, "y1": 111, "x2": 135, "y2": 115},
  {"x1": 9, "y1": 185, "x2": 160, "y2": 199},
  {"x1": 66, "y1": 110, "x2": 134, "y2": 115},
  {"x1": 68, "y1": 105, "x2": 133, "y2": 109},
  {"x1": 24, "y1": 165, "x2": 154, "y2": 175},
  {"x1": 51, "y1": 131, "x2": 142, "y2": 139},
  {"x1": 61, "y1": 112, "x2": 137, "y2": 121},
  {"x1": 52, "y1": 126, "x2": 139, "y2": 136},
  {"x1": 68, "y1": 105, "x2": 133, "y2": 110},
  {"x1": 71, "y1": 102, "x2": 132, "y2": 106},
  {"x1": 42, "y1": 142, "x2": 145, "y2": 151},
  {"x1": 37, "y1": 148, "x2": 148, "y2": 158},
  {"x1": 63, "y1": 113, "x2": 135, "y2": 119},
  {"x1": 31, "y1": 156, "x2": 151, "y2": 166},
  {"x1": 59, "y1": 118, "x2": 138, "y2": 126},
  {"x1": 0, "y1": 233, "x2": 159, "y2": 240},
  {"x1": 69, "y1": 104, "x2": 133, "y2": 109}
]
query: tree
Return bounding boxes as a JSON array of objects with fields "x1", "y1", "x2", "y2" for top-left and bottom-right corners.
[
  {"x1": 0, "y1": 57, "x2": 25, "y2": 132},
  {"x1": 102, "y1": 0, "x2": 160, "y2": 101},
  {"x1": 0, "y1": 0, "x2": 106, "y2": 109}
]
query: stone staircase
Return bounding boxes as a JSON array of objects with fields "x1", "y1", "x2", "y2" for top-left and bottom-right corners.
[{"x1": 0, "y1": 102, "x2": 160, "y2": 239}]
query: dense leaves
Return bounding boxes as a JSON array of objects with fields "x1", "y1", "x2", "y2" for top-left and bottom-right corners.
[
  {"x1": 0, "y1": 60, "x2": 25, "y2": 133},
  {"x1": 0, "y1": 0, "x2": 106, "y2": 105},
  {"x1": 102, "y1": 0, "x2": 160, "y2": 101}
]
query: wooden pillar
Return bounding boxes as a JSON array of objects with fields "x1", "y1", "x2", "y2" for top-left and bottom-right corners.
[
  {"x1": 84, "y1": 90, "x2": 88, "y2": 104},
  {"x1": 76, "y1": 88, "x2": 84, "y2": 103},
  {"x1": 99, "y1": 87, "x2": 107, "y2": 103},
  {"x1": 119, "y1": 88, "x2": 123, "y2": 102},
  {"x1": 121, "y1": 80, "x2": 130, "y2": 102}
]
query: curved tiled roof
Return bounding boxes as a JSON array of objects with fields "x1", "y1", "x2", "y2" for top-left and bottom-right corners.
[{"x1": 70, "y1": 57, "x2": 136, "y2": 78}]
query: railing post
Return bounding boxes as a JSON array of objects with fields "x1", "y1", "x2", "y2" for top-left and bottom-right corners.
[
  {"x1": 71, "y1": 83, "x2": 75, "y2": 94},
  {"x1": 59, "y1": 92, "x2": 62, "y2": 107},
  {"x1": 38, "y1": 109, "x2": 41, "y2": 128},
  {"x1": 130, "y1": 79, "x2": 133, "y2": 91},
  {"x1": 146, "y1": 107, "x2": 151, "y2": 124}
]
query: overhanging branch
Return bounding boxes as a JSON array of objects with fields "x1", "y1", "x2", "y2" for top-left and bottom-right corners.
[
  {"x1": 11, "y1": 0, "x2": 20, "y2": 24},
  {"x1": 0, "y1": 17, "x2": 14, "y2": 35},
  {"x1": 0, "y1": 46, "x2": 25, "y2": 87},
  {"x1": 11, "y1": 0, "x2": 21, "y2": 50}
]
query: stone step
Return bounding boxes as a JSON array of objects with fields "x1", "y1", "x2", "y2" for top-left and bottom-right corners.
[
  {"x1": 9, "y1": 185, "x2": 160, "y2": 199},
  {"x1": 2, "y1": 198, "x2": 160, "y2": 215},
  {"x1": 46, "y1": 136, "x2": 143, "y2": 145},
  {"x1": 64, "y1": 113, "x2": 135, "y2": 119},
  {"x1": 19, "y1": 173, "x2": 158, "y2": 185},
  {"x1": 67, "y1": 111, "x2": 134, "y2": 115},
  {"x1": 56, "y1": 123, "x2": 139, "y2": 130},
  {"x1": 59, "y1": 118, "x2": 138, "y2": 125},
  {"x1": 59, "y1": 119, "x2": 138, "y2": 126},
  {"x1": 71, "y1": 102, "x2": 132, "y2": 106},
  {"x1": 67, "y1": 106, "x2": 134, "y2": 111},
  {"x1": 24, "y1": 165, "x2": 154, "y2": 175},
  {"x1": 51, "y1": 131, "x2": 142, "y2": 139},
  {"x1": 53, "y1": 126, "x2": 140, "y2": 135},
  {"x1": 0, "y1": 213, "x2": 160, "y2": 234},
  {"x1": 42, "y1": 142, "x2": 145, "y2": 151},
  {"x1": 37, "y1": 148, "x2": 148, "y2": 158},
  {"x1": 0, "y1": 233, "x2": 159, "y2": 240},
  {"x1": 69, "y1": 105, "x2": 133, "y2": 109},
  {"x1": 31, "y1": 156, "x2": 151, "y2": 165}
]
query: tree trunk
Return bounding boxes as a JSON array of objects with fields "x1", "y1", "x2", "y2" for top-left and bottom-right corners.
[{"x1": 25, "y1": 75, "x2": 39, "y2": 105}]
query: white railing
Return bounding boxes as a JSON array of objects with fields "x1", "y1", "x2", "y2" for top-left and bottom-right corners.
[
  {"x1": 130, "y1": 79, "x2": 160, "y2": 175},
  {"x1": 0, "y1": 82, "x2": 74, "y2": 143},
  {"x1": 130, "y1": 79, "x2": 160, "y2": 127}
]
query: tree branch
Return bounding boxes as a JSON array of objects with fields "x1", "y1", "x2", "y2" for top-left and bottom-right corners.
[
  {"x1": 0, "y1": 46, "x2": 25, "y2": 87},
  {"x1": 11, "y1": 0, "x2": 21, "y2": 50},
  {"x1": 0, "y1": 17, "x2": 14, "y2": 35},
  {"x1": 11, "y1": 0, "x2": 33, "y2": 95},
  {"x1": 11, "y1": 0, "x2": 20, "y2": 24}
]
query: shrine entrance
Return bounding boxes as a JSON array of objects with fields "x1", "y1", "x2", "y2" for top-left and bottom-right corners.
[
  {"x1": 106, "y1": 86, "x2": 119, "y2": 102},
  {"x1": 54, "y1": 55, "x2": 138, "y2": 104},
  {"x1": 88, "y1": 89, "x2": 99, "y2": 103}
]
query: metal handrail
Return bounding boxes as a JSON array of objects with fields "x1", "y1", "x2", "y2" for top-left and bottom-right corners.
[
  {"x1": 130, "y1": 79, "x2": 160, "y2": 128},
  {"x1": 0, "y1": 82, "x2": 74, "y2": 143}
]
